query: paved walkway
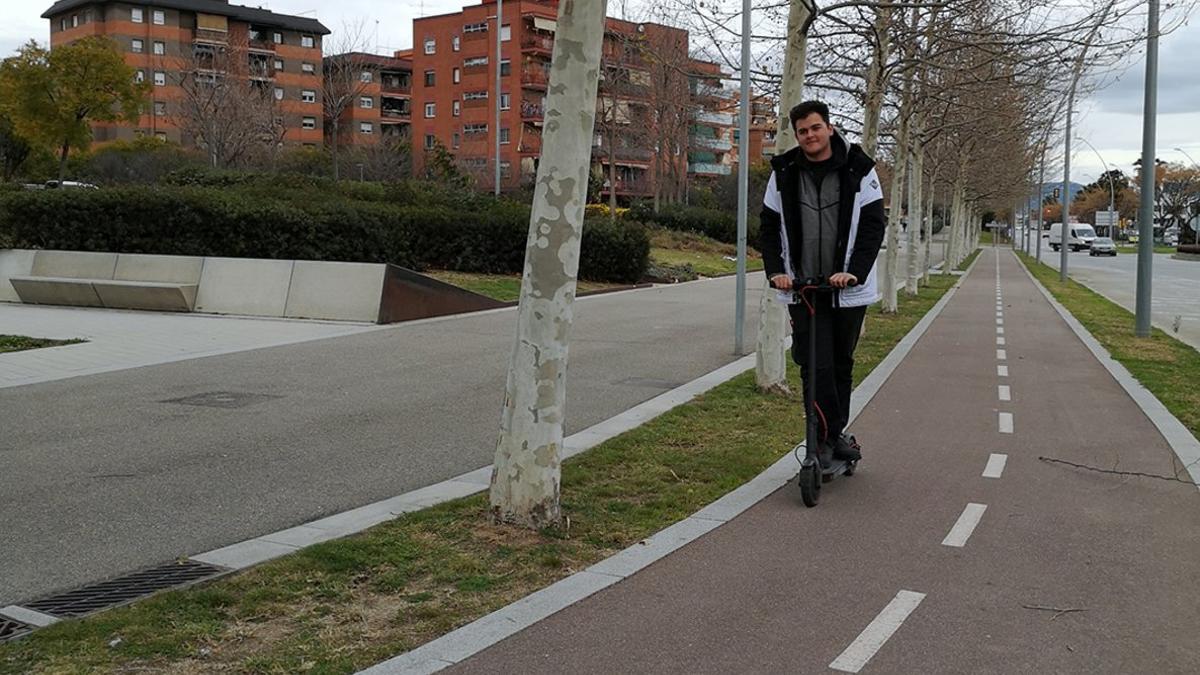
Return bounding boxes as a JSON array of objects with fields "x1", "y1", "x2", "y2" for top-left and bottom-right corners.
[
  {"x1": 405, "y1": 247, "x2": 1199, "y2": 674},
  {"x1": 0, "y1": 303, "x2": 379, "y2": 388}
]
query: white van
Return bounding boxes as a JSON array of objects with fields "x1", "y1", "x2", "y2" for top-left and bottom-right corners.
[{"x1": 1048, "y1": 222, "x2": 1097, "y2": 252}]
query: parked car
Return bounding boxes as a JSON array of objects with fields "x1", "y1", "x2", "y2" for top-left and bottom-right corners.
[
  {"x1": 1089, "y1": 237, "x2": 1117, "y2": 256},
  {"x1": 1048, "y1": 222, "x2": 1097, "y2": 252},
  {"x1": 44, "y1": 180, "x2": 99, "y2": 190}
]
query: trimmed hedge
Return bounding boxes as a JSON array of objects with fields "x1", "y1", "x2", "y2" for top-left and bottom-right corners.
[
  {"x1": 626, "y1": 203, "x2": 754, "y2": 245},
  {"x1": 0, "y1": 184, "x2": 649, "y2": 284}
]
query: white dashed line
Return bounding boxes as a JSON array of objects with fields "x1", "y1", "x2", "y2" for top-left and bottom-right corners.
[
  {"x1": 996, "y1": 318, "x2": 1004, "y2": 326},
  {"x1": 996, "y1": 337, "x2": 1006, "y2": 346},
  {"x1": 942, "y1": 503, "x2": 988, "y2": 547},
  {"x1": 829, "y1": 590, "x2": 927, "y2": 673},
  {"x1": 996, "y1": 327, "x2": 1005, "y2": 335},
  {"x1": 983, "y1": 454, "x2": 1008, "y2": 479},
  {"x1": 996, "y1": 349, "x2": 1007, "y2": 360},
  {"x1": 997, "y1": 365, "x2": 1009, "y2": 377},
  {"x1": 999, "y1": 411, "x2": 1014, "y2": 433},
  {"x1": 998, "y1": 385, "x2": 1011, "y2": 401}
]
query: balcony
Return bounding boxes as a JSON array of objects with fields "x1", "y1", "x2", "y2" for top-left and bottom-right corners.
[
  {"x1": 522, "y1": 35, "x2": 554, "y2": 55},
  {"x1": 381, "y1": 82, "x2": 411, "y2": 97},
  {"x1": 521, "y1": 70, "x2": 550, "y2": 90},
  {"x1": 462, "y1": 97, "x2": 489, "y2": 109},
  {"x1": 518, "y1": 136, "x2": 542, "y2": 154},
  {"x1": 381, "y1": 107, "x2": 411, "y2": 121},
  {"x1": 693, "y1": 83, "x2": 736, "y2": 101},
  {"x1": 595, "y1": 145, "x2": 654, "y2": 164},
  {"x1": 689, "y1": 162, "x2": 732, "y2": 176},
  {"x1": 602, "y1": 177, "x2": 652, "y2": 196},
  {"x1": 521, "y1": 100, "x2": 544, "y2": 121},
  {"x1": 695, "y1": 110, "x2": 735, "y2": 126},
  {"x1": 193, "y1": 29, "x2": 228, "y2": 45},
  {"x1": 247, "y1": 37, "x2": 275, "y2": 53},
  {"x1": 691, "y1": 136, "x2": 732, "y2": 152}
]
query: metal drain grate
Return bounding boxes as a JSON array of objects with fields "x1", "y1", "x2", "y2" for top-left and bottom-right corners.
[
  {"x1": 0, "y1": 615, "x2": 33, "y2": 642},
  {"x1": 24, "y1": 560, "x2": 225, "y2": 618},
  {"x1": 162, "y1": 391, "x2": 282, "y2": 409}
]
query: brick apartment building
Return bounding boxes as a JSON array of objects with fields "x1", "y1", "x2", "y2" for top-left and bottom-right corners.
[
  {"x1": 324, "y1": 51, "x2": 414, "y2": 146},
  {"x1": 41, "y1": 0, "x2": 330, "y2": 146}
]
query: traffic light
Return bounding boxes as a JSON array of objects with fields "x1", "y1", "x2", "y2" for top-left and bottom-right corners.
[{"x1": 1052, "y1": 187, "x2": 1060, "y2": 200}]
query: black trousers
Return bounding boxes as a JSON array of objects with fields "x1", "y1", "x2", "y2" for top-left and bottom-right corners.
[{"x1": 788, "y1": 298, "x2": 867, "y2": 445}]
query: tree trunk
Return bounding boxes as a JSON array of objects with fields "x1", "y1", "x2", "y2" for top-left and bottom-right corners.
[
  {"x1": 880, "y1": 84, "x2": 913, "y2": 312},
  {"x1": 57, "y1": 140, "x2": 71, "y2": 182},
  {"x1": 332, "y1": 118, "x2": 341, "y2": 180},
  {"x1": 905, "y1": 139, "x2": 923, "y2": 295},
  {"x1": 922, "y1": 168, "x2": 937, "y2": 284},
  {"x1": 490, "y1": 0, "x2": 606, "y2": 529},
  {"x1": 754, "y1": 0, "x2": 812, "y2": 396},
  {"x1": 859, "y1": 5, "x2": 892, "y2": 158}
]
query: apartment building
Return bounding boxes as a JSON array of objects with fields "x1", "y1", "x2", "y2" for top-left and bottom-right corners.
[
  {"x1": 409, "y1": 0, "x2": 692, "y2": 199},
  {"x1": 324, "y1": 51, "x2": 414, "y2": 146},
  {"x1": 42, "y1": 0, "x2": 330, "y2": 146}
]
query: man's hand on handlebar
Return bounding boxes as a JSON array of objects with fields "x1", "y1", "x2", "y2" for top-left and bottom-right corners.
[
  {"x1": 770, "y1": 274, "x2": 792, "y2": 291},
  {"x1": 828, "y1": 273, "x2": 859, "y2": 289}
]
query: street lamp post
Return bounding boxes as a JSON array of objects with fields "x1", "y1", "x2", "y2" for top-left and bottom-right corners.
[
  {"x1": 1077, "y1": 136, "x2": 1116, "y2": 236},
  {"x1": 1135, "y1": 0, "x2": 1159, "y2": 338},
  {"x1": 734, "y1": 0, "x2": 750, "y2": 354}
]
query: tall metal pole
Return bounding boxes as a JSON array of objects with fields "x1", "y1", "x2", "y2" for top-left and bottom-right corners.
[
  {"x1": 1135, "y1": 0, "x2": 1159, "y2": 338},
  {"x1": 1060, "y1": 79, "x2": 1075, "y2": 282},
  {"x1": 1078, "y1": 136, "x2": 1116, "y2": 234},
  {"x1": 734, "y1": 0, "x2": 750, "y2": 354},
  {"x1": 1037, "y1": 143, "x2": 1046, "y2": 262},
  {"x1": 494, "y1": 0, "x2": 503, "y2": 196}
]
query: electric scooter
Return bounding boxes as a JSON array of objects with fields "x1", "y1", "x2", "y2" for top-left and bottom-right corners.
[{"x1": 793, "y1": 277, "x2": 860, "y2": 507}]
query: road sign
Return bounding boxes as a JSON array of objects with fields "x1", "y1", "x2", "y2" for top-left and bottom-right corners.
[{"x1": 1095, "y1": 210, "x2": 1119, "y2": 229}]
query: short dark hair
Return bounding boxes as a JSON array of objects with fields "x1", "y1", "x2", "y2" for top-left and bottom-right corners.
[{"x1": 789, "y1": 100, "x2": 831, "y2": 127}]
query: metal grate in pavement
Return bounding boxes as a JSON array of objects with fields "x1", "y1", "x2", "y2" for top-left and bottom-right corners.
[
  {"x1": 162, "y1": 391, "x2": 283, "y2": 409},
  {"x1": 0, "y1": 615, "x2": 33, "y2": 643},
  {"x1": 24, "y1": 560, "x2": 226, "y2": 618}
]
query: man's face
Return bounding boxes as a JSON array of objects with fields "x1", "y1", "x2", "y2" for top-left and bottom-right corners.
[{"x1": 793, "y1": 113, "x2": 833, "y2": 159}]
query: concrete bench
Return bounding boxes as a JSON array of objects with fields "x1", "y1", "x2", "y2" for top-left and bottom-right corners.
[{"x1": 9, "y1": 276, "x2": 198, "y2": 312}]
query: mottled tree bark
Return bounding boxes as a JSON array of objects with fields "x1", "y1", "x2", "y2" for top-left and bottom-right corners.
[{"x1": 490, "y1": 0, "x2": 607, "y2": 529}]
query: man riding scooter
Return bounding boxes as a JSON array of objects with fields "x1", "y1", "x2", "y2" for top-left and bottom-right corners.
[{"x1": 759, "y1": 100, "x2": 887, "y2": 468}]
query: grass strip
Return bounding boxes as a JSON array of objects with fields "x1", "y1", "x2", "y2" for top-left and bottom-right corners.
[
  {"x1": 1017, "y1": 251, "x2": 1199, "y2": 442},
  {"x1": 1115, "y1": 245, "x2": 1178, "y2": 255},
  {"x1": 0, "y1": 335, "x2": 83, "y2": 354},
  {"x1": 956, "y1": 248, "x2": 982, "y2": 272},
  {"x1": 0, "y1": 274, "x2": 959, "y2": 675}
]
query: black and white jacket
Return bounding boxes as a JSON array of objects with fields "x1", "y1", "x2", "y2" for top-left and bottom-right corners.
[{"x1": 759, "y1": 132, "x2": 886, "y2": 307}]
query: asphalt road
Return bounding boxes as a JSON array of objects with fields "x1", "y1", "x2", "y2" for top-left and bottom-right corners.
[
  {"x1": 0, "y1": 277, "x2": 760, "y2": 606},
  {"x1": 1032, "y1": 242, "x2": 1200, "y2": 350},
  {"x1": 451, "y1": 247, "x2": 1200, "y2": 674}
]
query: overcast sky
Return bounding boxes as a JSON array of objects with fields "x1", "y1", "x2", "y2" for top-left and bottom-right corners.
[{"x1": 3, "y1": 0, "x2": 1196, "y2": 185}]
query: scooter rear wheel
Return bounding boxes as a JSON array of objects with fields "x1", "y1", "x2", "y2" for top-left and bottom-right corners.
[{"x1": 799, "y1": 465, "x2": 821, "y2": 507}]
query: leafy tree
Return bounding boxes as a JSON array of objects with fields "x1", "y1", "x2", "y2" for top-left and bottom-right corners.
[
  {"x1": 0, "y1": 38, "x2": 148, "y2": 181},
  {"x1": 0, "y1": 113, "x2": 30, "y2": 181}
]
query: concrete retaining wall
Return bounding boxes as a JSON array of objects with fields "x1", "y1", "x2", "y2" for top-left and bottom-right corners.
[{"x1": 1, "y1": 249, "x2": 506, "y2": 323}]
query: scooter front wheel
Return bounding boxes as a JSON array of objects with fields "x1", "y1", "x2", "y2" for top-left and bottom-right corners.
[{"x1": 799, "y1": 464, "x2": 821, "y2": 507}]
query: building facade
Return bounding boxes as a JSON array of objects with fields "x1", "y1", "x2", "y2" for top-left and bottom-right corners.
[
  {"x1": 42, "y1": 0, "x2": 330, "y2": 147},
  {"x1": 324, "y1": 51, "x2": 413, "y2": 146}
]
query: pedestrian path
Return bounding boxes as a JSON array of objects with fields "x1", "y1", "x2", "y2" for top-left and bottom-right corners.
[
  {"x1": 0, "y1": 303, "x2": 379, "y2": 388},
  {"x1": 366, "y1": 245, "x2": 1200, "y2": 674}
]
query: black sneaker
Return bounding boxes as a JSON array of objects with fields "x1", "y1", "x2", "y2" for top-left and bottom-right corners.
[
  {"x1": 814, "y1": 439, "x2": 834, "y2": 469},
  {"x1": 832, "y1": 434, "x2": 862, "y2": 462}
]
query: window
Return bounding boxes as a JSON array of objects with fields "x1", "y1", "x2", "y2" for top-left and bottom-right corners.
[
  {"x1": 424, "y1": 102, "x2": 436, "y2": 118},
  {"x1": 132, "y1": 8, "x2": 144, "y2": 23},
  {"x1": 463, "y1": 91, "x2": 488, "y2": 101},
  {"x1": 464, "y1": 123, "x2": 488, "y2": 135},
  {"x1": 452, "y1": 132, "x2": 460, "y2": 148},
  {"x1": 424, "y1": 70, "x2": 435, "y2": 87},
  {"x1": 301, "y1": 90, "x2": 316, "y2": 103},
  {"x1": 274, "y1": 59, "x2": 284, "y2": 71},
  {"x1": 155, "y1": 132, "x2": 168, "y2": 141},
  {"x1": 302, "y1": 117, "x2": 317, "y2": 130},
  {"x1": 499, "y1": 128, "x2": 510, "y2": 144},
  {"x1": 464, "y1": 22, "x2": 488, "y2": 33},
  {"x1": 153, "y1": 41, "x2": 165, "y2": 56},
  {"x1": 424, "y1": 134, "x2": 436, "y2": 150},
  {"x1": 501, "y1": 25, "x2": 512, "y2": 42},
  {"x1": 500, "y1": 60, "x2": 511, "y2": 77},
  {"x1": 302, "y1": 62, "x2": 315, "y2": 74},
  {"x1": 60, "y1": 18, "x2": 67, "y2": 32},
  {"x1": 273, "y1": 32, "x2": 283, "y2": 44},
  {"x1": 72, "y1": 15, "x2": 79, "y2": 28},
  {"x1": 275, "y1": 87, "x2": 285, "y2": 101},
  {"x1": 153, "y1": 10, "x2": 165, "y2": 25},
  {"x1": 463, "y1": 56, "x2": 488, "y2": 68},
  {"x1": 154, "y1": 101, "x2": 166, "y2": 116},
  {"x1": 500, "y1": 160, "x2": 511, "y2": 178},
  {"x1": 131, "y1": 39, "x2": 143, "y2": 53},
  {"x1": 153, "y1": 71, "x2": 166, "y2": 86},
  {"x1": 360, "y1": 70, "x2": 373, "y2": 83},
  {"x1": 452, "y1": 35, "x2": 461, "y2": 51},
  {"x1": 360, "y1": 96, "x2": 373, "y2": 109},
  {"x1": 424, "y1": 38, "x2": 436, "y2": 54},
  {"x1": 360, "y1": 122, "x2": 374, "y2": 134},
  {"x1": 302, "y1": 35, "x2": 315, "y2": 48},
  {"x1": 452, "y1": 68, "x2": 460, "y2": 84},
  {"x1": 452, "y1": 101, "x2": 461, "y2": 116},
  {"x1": 135, "y1": 70, "x2": 145, "y2": 83},
  {"x1": 500, "y1": 93, "x2": 511, "y2": 110}
]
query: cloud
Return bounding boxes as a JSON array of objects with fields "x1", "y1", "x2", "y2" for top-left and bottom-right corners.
[{"x1": 1086, "y1": 19, "x2": 1200, "y2": 116}]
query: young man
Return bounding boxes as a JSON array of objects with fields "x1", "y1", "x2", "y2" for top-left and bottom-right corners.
[{"x1": 759, "y1": 100, "x2": 886, "y2": 466}]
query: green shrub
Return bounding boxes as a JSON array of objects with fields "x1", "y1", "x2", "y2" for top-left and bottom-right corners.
[
  {"x1": 629, "y1": 203, "x2": 741, "y2": 244},
  {"x1": 0, "y1": 185, "x2": 650, "y2": 283}
]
